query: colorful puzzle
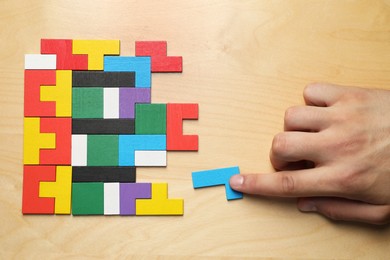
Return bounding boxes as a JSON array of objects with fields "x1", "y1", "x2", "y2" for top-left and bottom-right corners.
[{"x1": 23, "y1": 39, "x2": 198, "y2": 215}]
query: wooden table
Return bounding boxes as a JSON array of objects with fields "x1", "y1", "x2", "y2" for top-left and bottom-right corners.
[{"x1": 1, "y1": 0, "x2": 389, "y2": 258}]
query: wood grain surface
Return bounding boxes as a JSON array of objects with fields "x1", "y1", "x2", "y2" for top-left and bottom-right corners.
[{"x1": 1, "y1": 0, "x2": 389, "y2": 258}]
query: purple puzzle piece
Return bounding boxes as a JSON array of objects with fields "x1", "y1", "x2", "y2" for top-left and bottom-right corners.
[
  {"x1": 120, "y1": 183, "x2": 151, "y2": 215},
  {"x1": 119, "y1": 88, "x2": 151, "y2": 118}
]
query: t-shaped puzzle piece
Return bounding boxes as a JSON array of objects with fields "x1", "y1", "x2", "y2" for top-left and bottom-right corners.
[
  {"x1": 73, "y1": 40, "x2": 120, "y2": 70},
  {"x1": 39, "y1": 166, "x2": 72, "y2": 214},
  {"x1": 23, "y1": 117, "x2": 56, "y2": 165},
  {"x1": 40, "y1": 70, "x2": 72, "y2": 117},
  {"x1": 136, "y1": 183, "x2": 184, "y2": 215}
]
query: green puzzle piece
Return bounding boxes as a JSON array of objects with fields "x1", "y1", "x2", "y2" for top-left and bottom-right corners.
[
  {"x1": 135, "y1": 104, "x2": 166, "y2": 134},
  {"x1": 72, "y1": 182, "x2": 104, "y2": 215},
  {"x1": 72, "y1": 87, "x2": 103, "y2": 118},
  {"x1": 87, "y1": 135, "x2": 119, "y2": 166}
]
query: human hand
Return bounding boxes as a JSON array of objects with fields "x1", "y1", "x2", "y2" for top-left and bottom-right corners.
[{"x1": 230, "y1": 83, "x2": 390, "y2": 225}]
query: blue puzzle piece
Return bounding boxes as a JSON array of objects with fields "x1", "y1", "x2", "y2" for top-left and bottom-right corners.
[
  {"x1": 104, "y1": 56, "x2": 151, "y2": 88},
  {"x1": 192, "y1": 166, "x2": 243, "y2": 200},
  {"x1": 119, "y1": 135, "x2": 166, "y2": 166}
]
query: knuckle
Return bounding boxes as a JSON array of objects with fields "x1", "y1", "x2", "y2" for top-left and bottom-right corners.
[
  {"x1": 371, "y1": 206, "x2": 390, "y2": 225},
  {"x1": 272, "y1": 133, "x2": 289, "y2": 157},
  {"x1": 336, "y1": 167, "x2": 370, "y2": 195},
  {"x1": 326, "y1": 131, "x2": 368, "y2": 158},
  {"x1": 336, "y1": 174, "x2": 360, "y2": 195},
  {"x1": 279, "y1": 174, "x2": 295, "y2": 195},
  {"x1": 345, "y1": 88, "x2": 371, "y2": 103},
  {"x1": 330, "y1": 112, "x2": 349, "y2": 125},
  {"x1": 303, "y1": 83, "x2": 318, "y2": 97},
  {"x1": 321, "y1": 208, "x2": 344, "y2": 221},
  {"x1": 284, "y1": 106, "x2": 299, "y2": 127}
]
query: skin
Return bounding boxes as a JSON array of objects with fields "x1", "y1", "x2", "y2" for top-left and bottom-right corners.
[{"x1": 230, "y1": 83, "x2": 390, "y2": 225}]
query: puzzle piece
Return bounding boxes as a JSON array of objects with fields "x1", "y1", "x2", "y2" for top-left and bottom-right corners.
[
  {"x1": 39, "y1": 166, "x2": 72, "y2": 214},
  {"x1": 119, "y1": 88, "x2": 151, "y2": 118},
  {"x1": 72, "y1": 40, "x2": 120, "y2": 70},
  {"x1": 192, "y1": 166, "x2": 243, "y2": 200},
  {"x1": 23, "y1": 117, "x2": 55, "y2": 165},
  {"x1": 24, "y1": 70, "x2": 56, "y2": 117},
  {"x1": 41, "y1": 39, "x2": 88, "y2": 70},
  {"x1": 25, "y1": 70, "x2": 72, "y2": 117},
  {"x1": 134, "y1": 151, "x2": 167, "y2": 166},
  {"x1": 25, "y1": 54, "x2": 56, "y2": 70},
  {"x1": 72, "y1": 71, "x2": 135, "y2": 87},
  {"x1": 136, "y1": 183, "x2": 184, "y2": 215},
  {"x1": 104, "y1": 56, "x2": 151, "y2": 88},
  {"x1": 135, "y1": 104, "x2": 166, "y2": 134},
  {"x1": 72, "y1": 87, "x2": 104, "y2": 118},
  {"x1": 135, "y1": 41, "x2": 183, "y2": 72},
  {"x1": 39, "y1": 117, "x2": 71, "y2": 165},
  {"x1": 72, "y1": 119, "x2": 135, "y2": 134},
  {"x1": 135, "y1": 41, "x2": 168, "y2": 56},
  {"x1": 104, "y1": 88, "x2": 119, "y2": 119},
  {"x1": 104, "y1": 183, "x2": 120, "y2": 215},
  {"x1": 118, "y1": 135, "x2": 166, "y2": 166},
  {"x1": 120, "y1": 183, "x2": 151, "y2": 215},
  {"x1": 40, "y1": 70, "x2": 72, "y2": 117},
  {"x1": 72, "y1": 182, "x2": 104, "y2": 215},
  {"x1": 167, "y1": 103, "x2": 199, "y2": 151},
  {"x1": 22, "y1": 165, "x2": 55, "y2": 214},
  {"x1": 72, "y1": 166, "x2": 136, "y2": 182},
  {"x1": 87, "y1": 135, "x2": 119, "y2": 166},
  {"x1": 71, "y1": 135, "x2": 87, "y2": 166}
]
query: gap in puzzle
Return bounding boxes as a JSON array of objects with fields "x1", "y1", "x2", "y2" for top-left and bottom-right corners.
[{"x1": 23, "y1": 39, "x2": 199, "y2": 216}]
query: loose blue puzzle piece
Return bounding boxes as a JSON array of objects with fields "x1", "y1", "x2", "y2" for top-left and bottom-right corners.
[
  {"x1": 104, "y1": 56, "x2": 151, "y2": 88},
  {"x1": 192, "y1": 166, "x2": 243, "y2": 200},
  {"x1": 119, "y1": 135, "x2": 166, "y2": 166}
]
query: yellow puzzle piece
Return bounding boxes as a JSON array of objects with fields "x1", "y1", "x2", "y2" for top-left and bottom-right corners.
[
  {"x1": 72, "y1": 40, "x2": 120, "y2": 70},
  {"x1": 23, "y1": 117, "x2": 56, "y2": 165},
  {"x1": 39, "y1": 166, "x2": 72, "y2": 214},
  {"x1": 40, "y1": 70, "x2": 72, "y2": 117},
  {"x1": 136, "y1": 183, "x2": 184, "y2": 215}
]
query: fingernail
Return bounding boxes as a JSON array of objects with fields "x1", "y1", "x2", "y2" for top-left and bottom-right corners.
[
  {"x1": 230, "y1": 174, "x2": 244, "y2": 189},
  {"x1": 298, "y1": 200, "x2": 317, "y2": 212}
]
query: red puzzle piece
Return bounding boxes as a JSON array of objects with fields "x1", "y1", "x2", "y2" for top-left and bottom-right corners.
[
  {"x1": 151, "y1": 56, "x2": 182, "y2": 72},
  {"x1": 167, "y1": 103, "x2": 198, "y2": 151},
  {"x1": 40, "y1": 118, "x2": 72, "y2": 165},
  {"x1": 22, "y1": 165, "x2": 55, "y2": 214},
  {"x1": 41, "y1": 39, "x2": 88, "y2": 70},
  {"x1": 135, "y1": 41, "x2": 167, "y2": 56},
  {"x1": 135, "y1": 41, "x2": 182, "y2": 72},
  {"x1": 24, "y1": 70, "x2": 56, "y2": 117}
]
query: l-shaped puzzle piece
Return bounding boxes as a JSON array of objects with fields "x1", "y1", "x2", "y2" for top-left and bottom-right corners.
[{"x1": 192, "y1": 166, "x2": 243, "y2": 200}]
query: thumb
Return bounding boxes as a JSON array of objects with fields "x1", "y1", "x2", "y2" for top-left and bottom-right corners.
[{"x1": 297, "y1": 197, "x2": 390, "y2": 225}]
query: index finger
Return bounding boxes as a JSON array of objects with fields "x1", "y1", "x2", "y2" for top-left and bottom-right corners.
[{"x1": 230, "y1": 168, "x2": 337, "y2": 198}]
